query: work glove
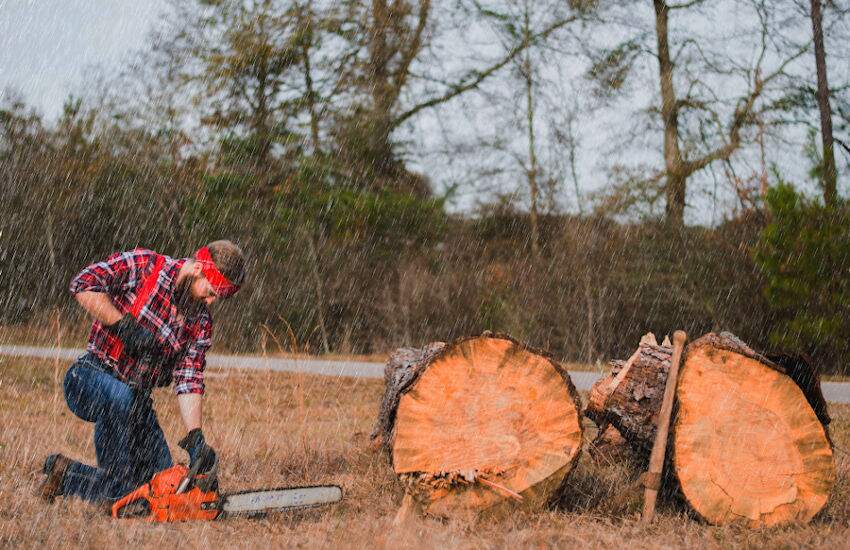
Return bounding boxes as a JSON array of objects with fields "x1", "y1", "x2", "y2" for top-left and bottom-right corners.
[
  {"x1": 107, "y1": 314, "x2": 159, "y2": 360},
  {"x1": 178, "y1": 428, "x2": 217, "y2": 474}
]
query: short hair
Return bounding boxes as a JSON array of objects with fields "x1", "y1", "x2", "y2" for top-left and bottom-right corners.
[{"x1": 202, "y1": 240, "x2": 246, "y2": 286}]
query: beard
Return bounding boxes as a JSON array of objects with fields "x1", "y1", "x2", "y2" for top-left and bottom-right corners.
[{"x1": 174, "y1": 275, "x2": 206, "y2": 317}]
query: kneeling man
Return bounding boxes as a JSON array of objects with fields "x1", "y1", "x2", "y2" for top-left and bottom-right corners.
[{"x1": 38, "y1": 240, "x2": 246, "y2": 508}]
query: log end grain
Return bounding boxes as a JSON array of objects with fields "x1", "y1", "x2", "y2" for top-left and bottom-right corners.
[
  {"x1": 673, "y1": 336, "x2": 835, "y2": 527},
  {"x1": 391, "y1": 335, "x2": 584, "y2": 517}
]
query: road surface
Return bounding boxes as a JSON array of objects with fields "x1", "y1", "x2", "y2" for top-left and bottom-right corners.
[{"x1": 2, "y1": 344, "x2": 848, "y2": 404}]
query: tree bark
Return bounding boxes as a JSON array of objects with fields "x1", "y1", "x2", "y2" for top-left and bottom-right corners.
[
  {"x1": 585, "y1": 333, "x2": 672, "y2": 453},
  {"x1": 653, "y1": 0, "x2": 686, "y2": 226},
  {"x1": 810, "y1": 0, "x2": 838, "y2": 205},
  {"x1": 306, "y1": 229, "x2": 331, "y2": 355},
  {"x1": 371, "y1": 341, "x2": 447, "y2": 448},
  {"x1": 522, "y1": 1, "x2": 541, "y2": 258},
  {"x1": 300, "y1": 2, "x2": 322, "y2": 153},
  {"x1": 373, "y1": 334, "x2": 583, "y2": 517},
  {"x1": 651, "y1": 0, "x2": 787, "y2": 225}
]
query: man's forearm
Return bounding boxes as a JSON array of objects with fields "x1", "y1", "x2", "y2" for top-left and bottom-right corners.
[
  {"x1": 75, "y1": 291, "x2": 123, "y2": 325},
  {"x1": 177, "y1": 393, "x2": 203, "y2": 432}
]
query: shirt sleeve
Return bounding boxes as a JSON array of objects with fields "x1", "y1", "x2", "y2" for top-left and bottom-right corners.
[
  {"x1": 69, "y1": 249, "x2": 152, "y2": 296},
  {"x1": 173, "y1": 314, "x2": 212, "y2": 395}
]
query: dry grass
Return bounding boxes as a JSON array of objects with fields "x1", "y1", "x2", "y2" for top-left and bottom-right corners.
[{"x1": 1, "y1": 356, "x2": 848, "y2": 549}]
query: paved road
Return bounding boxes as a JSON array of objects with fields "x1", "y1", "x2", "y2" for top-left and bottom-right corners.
[{"x1": 2, "y1": 344, "x2": 849, "y2": 404}]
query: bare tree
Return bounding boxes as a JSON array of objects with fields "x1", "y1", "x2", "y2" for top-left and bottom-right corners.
[
  {"x1": 587, "y1": 0, "x2": 810, "y2": 225},
  {"x1": 655, "y1": 0, "x2": 808, "y2": 224},
  {"x1": 809, "y1": 0, "x2": 838, "y2": 204},
  {"x1": 521, "y1": 0, "x2": 542, "y2": 257},
  {"x1": 146, "y1": 0, "x2": 323, "y2": 180},
  {"x1": 436, "y1": 0, "x2": 585, "y2": 253}
]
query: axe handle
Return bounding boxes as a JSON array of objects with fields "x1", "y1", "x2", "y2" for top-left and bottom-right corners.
[
  {"x1": 393, "y1": 494, "x2": 416, "y2": 527},
  {"x1": 641, "y1": 330, "x2": 687, "y2": 523}
]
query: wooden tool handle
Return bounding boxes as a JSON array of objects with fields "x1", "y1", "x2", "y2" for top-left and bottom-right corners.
[{"x1": 641, "y1": 330, "x2": 687, "y2": 523}]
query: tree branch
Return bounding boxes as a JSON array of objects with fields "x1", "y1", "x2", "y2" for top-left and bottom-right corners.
[
  {"x1": 668, "y1": 0, "x2": 709, "y2": 9},
  {"x1": 682, "y1": 42, "x2": 809, "y2": 176},
  {"x1": 390, "y1": 0, "x2": 430, "y2": 107},
  {"x1": 390, "y1": 14, "x2": 578, "y2": 130}
]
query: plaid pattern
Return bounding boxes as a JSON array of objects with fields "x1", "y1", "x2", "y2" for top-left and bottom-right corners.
[{"x1": 70, "y1": 249, "x2": 212, "y2": 395}]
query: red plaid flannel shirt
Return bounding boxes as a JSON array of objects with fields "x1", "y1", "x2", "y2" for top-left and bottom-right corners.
[{"x1": 70, "y1": 249, "x2": 212, "y2": 395}]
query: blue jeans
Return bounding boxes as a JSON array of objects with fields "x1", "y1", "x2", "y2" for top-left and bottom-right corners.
[{"x1": 61, "y1": 353, "x2": 173, "y2": 503}]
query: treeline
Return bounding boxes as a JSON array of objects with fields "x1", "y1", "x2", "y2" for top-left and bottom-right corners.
[{"x1": 1, "y1": 0, "x2": 849, "y2": 371}]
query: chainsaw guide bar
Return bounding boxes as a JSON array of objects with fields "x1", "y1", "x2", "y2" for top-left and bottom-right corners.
[{"x1": 216, "y1": 485, "x2": 344, "y2": 517}]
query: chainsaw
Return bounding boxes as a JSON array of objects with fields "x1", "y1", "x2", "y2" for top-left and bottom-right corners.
[{"x1": 111, "y1": 454, "x2": 342, "y2": 522}]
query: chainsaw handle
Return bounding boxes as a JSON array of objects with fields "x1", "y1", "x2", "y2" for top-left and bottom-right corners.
[
  {"x1": 176, "y1": 452, "x2": 205, "y2": 494},
  {"x1": 176, "y1": 446, "x2": 216, "y2": 494},
  {"x1": 112, "y1": 482, "x2": 152, "y2": 518}
]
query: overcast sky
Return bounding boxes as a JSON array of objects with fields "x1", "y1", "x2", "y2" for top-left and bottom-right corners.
[
  {"x1": 0, "y1": 1, "x2": 842, "y2": 224},
  {"x1": 0, "y1": 0, "x2": 166, "y2": 118}
]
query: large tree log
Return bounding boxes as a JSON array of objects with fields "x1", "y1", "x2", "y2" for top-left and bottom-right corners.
[
  {"x1": 373, "y1": 333, "x2": 583, "y2": 517},
  {"x1": 587, "y1": 332, "x2": 835, "y2": 527},
  {"x1": 673, "y1": 333, "x2": 834, "y2": 527}
]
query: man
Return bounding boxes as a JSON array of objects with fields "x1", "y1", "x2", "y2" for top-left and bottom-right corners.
[{"x1": 37, "y1": 240, "x2": 246, "y2": 509}]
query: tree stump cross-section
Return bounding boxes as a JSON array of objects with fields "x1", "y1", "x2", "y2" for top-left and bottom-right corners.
[
  {"x1": 374, "y1": 334, "x2": 584, "y2": 518},
  {"x1": 673, "y1": 333, "x2": 835, "y2": 527}
]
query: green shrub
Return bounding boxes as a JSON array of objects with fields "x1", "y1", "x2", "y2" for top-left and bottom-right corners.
[{"x1": 754, "y1": 183, "x2": 850, "y2": 370}]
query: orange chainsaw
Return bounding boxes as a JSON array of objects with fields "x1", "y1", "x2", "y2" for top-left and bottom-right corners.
[{"x1": 111, "y1": 456, "x2": 342, "y2": 522}]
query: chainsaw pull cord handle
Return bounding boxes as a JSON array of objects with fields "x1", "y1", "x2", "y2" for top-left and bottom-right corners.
[{"x1": 175, "y1": 446, "x2": 212, "y2": 494}]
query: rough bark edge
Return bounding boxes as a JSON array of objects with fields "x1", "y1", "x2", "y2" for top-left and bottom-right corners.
[
  {"x1": 585, "y1": 333, "x2": 668, "y2": 428},
  {"x1": 587, "y1": 341, "x2": 674, "y2": 455},
  {"x1": 766, "y1": 352, "x2": 831, "y2": 432},
  {"x1": 585, "y1": 360, "x2": 626, "y2": 427},
  {"x1": 609, "y1": 342, "x2": 673, "y2": 452},
  {"x1": 370, "y1": 341, "x2": 446, "y2": 452},
  {"x1": 687, "y1": 332, "x2": 778, "y2": 371}
]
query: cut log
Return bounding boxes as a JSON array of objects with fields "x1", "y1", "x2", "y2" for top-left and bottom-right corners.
[
  {"x1": 585, "y1": 333, "x2": 673, "y2": 453},
  {"x1": 673, "y1": 333, "x2": 834, "y2": 527},
  {"x1": 587, "y1": 331, "x2": 835, "y2": 527},
  {"x1": 373, "y1": 333, "x2": 583, "y2": 517},
  {"x1": 589, "y1": 425, "x2": 634, "y2": 463}
]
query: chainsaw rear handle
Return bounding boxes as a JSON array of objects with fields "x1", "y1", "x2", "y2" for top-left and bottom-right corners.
[{"x1": 112, "y1": 482, "x2": 153, "y2": 519}]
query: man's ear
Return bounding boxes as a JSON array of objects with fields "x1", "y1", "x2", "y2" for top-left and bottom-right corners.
[{"x1": 192, "y1": 260, "x2": 204, "y2": 277}]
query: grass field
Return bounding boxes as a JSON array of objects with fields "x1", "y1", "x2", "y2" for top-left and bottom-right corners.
[{"x1": 1, "y1": 356, "x2": 848, "y2": 548}]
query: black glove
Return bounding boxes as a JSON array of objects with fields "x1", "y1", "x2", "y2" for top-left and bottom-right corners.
[
  {"x1": 107, "y1": 314, "x2": 159, "y2": 360},
  {"x1": 178, "y1": 428, "x2": 217, "y2": 474}
]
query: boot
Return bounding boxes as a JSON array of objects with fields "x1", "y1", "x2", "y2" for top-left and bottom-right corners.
[{"x1": 37, "y1": 454, "x2": 72, "y2": 502}]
